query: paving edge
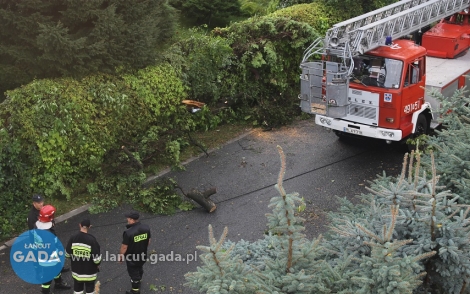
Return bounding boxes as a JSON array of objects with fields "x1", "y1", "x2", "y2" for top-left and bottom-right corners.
[
  {"x1": 142, "y1": 128, "x2": 257, "y2": 187},
  {"x1": 1, "y1": 129, "x2": 257, "y2": 252},
  {"x1": 0, "y1": 204, "x2": 91, "y2": 251}
]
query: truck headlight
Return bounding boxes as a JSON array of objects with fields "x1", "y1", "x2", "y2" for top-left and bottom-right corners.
[
  {"x1": 380, "y1": 131, "x2": 394, "y2": 137},
  {"x1": 319, "y1": 118, "x2": 332, "y2": 125}
]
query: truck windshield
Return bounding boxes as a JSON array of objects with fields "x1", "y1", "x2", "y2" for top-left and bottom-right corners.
[{"x1": 350, "y1": 56, "x2": 403, "y2": 89}]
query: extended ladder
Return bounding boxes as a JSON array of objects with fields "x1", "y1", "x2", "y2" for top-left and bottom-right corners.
[{"x1": 304, "y1": 0, "x2": 470, "y2": 61}]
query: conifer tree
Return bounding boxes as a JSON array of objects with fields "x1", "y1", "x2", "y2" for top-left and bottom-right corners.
[
  {"x1": 185, "y1": 146, "x2": 327, "y2": 293},
  {"x1": 0, "y1": 0, "x2": 176, "y2": 98},
  {"x1": 423, "y1": 88, "x2": 470, "y2": 204},
  {"x1": 350, "y1": 206, "x2": 434, "y2": 294},
  {"x1": 185, "y1": 143, "x2": 470, "y2": 293},
  {"x1": 327, "y1": 151, "x2": 470, "y2": 293},
  {"x1": 184, "y1": 225, "x2": 267, "y2": 293}
]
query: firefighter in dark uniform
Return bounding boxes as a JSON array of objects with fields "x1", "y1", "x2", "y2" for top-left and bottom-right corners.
[
  {"x1": 35, "y1": 205, "x2": 71, "y2": 293},
  {"x1": 65, "y1": 219, "x2": 101, "y2": 294},
  {"x1": 29, "y1": 195, "x2": 70, "y2": 274},
  {"x1": 119, "y1": 211, "x2": 151, "y2": 294},
  {"x1": 27, "y1": 194, "x2": 44, "y2": 230},
  {"x1": 28, "y1": 194, "x2": 45, "y2": 283}
]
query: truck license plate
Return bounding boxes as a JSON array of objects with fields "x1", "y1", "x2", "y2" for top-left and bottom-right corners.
[{"x1": 343, "y1": 127, "x2": 362, "y2": 135}]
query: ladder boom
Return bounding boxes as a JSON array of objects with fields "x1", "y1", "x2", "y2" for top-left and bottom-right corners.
[
  {"x1": 311, "y1": 0, "x2": 470, "y2": 60},
  {"x1": 348, "y1": 0, "x2": 470, "y2": 55},
  {"x1": 326, "y1": 0, "x2": 430, "y2": 49}
]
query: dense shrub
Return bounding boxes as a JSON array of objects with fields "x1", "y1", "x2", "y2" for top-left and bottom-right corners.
[
  {"x1": 271, "y1": 2, "x2": 351, "y2": 35},
  {"x1": 214, "y1": 16, "x2": 319, "y2": 128},
  {"x1": 163, "y1": 28, "x2": 236, "y2": 106},
  {"x1": 239, "y1": 0, "x2": 280, "y2": 17}
]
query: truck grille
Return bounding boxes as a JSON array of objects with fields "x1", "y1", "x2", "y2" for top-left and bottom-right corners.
[{"x1": 347, "y1": 103, "x2": 378, "y2": 123}]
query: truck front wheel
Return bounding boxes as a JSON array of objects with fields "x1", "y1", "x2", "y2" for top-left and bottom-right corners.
[{"x1": 414, "y1": 113, "x2": 429, "y2": 137}]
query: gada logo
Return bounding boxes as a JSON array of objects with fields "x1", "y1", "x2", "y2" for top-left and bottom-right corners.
[
  {"x1": 12, "y1": 249, "x2": 61, "y2": 264},
  {"x1": 10, "y1": 230, "x2": 65, "y2": 284}
]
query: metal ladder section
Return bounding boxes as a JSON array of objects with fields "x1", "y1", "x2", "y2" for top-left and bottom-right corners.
[
  {"x1": 348, "y1": 0, "x2": 470, "y2": 55},
  {"x1": 299, "y1": 0, "x2": 470, "y2": 117},
  {"x1": 325, "y1": 0, "x2": 435, "y2": 53},
  {"x1": 299, "y1": 42, "x2": 351, "y2": 117}
]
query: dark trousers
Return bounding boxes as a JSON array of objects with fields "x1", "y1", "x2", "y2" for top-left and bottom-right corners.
[
  {"x1": 73, "y1": 279, "x2": 95, "y2": 294},
  {"x1": 126, "y1": 260, "x2": 145, "y2": 293},
  {"x1": 41, "y1": 273, "x2": 62, "y2": 294}
]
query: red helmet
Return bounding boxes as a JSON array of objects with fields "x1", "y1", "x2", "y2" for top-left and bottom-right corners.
[{"x1": 38, "y1": 205, "x2": 56, "y2": 223}]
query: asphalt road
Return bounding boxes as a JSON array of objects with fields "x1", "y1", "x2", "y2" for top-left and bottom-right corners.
[{"x1": 0, "y1": 118, "x2": 406, "y2": 294}]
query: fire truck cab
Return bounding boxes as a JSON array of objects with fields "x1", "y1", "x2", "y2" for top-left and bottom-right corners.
[
  {"x1": 300, "y1": 0, "x2": 470, "y2": 144},
  {"x1": 314, "y1": 39, "x2": 429, "y2": 141}
]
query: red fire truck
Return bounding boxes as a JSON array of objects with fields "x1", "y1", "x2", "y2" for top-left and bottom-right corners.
[{"x1": 299, "y1": 0, "x2": 470, "y2": 144}]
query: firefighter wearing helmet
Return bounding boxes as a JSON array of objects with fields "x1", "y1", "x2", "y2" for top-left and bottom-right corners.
[
  {"x1": 35, "y1": 205, "x2": 71, "y2": 293},
  {"x1": 36, "y1": 204, "x2": 55, "y2": 230}
]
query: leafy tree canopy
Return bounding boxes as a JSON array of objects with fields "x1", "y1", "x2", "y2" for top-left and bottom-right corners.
[
  {"x1": 170, "y1": 0, "x2": 242, "y2": 28},
  {"x1": 320, "y1": 0, "x2": 399, "y2": 16}
]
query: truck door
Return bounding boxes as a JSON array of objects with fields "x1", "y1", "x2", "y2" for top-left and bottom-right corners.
[{"x1": 400, "y1": 58, "x2": 425, "y2": 137}]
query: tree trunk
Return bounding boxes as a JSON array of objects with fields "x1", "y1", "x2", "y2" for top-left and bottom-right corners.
[{"x1": 185, "y1": 188, "x2": 217, "y2": 213}]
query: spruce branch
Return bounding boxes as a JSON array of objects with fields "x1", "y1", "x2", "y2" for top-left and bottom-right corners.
[
  {"x1": 208, "y1": 224, "x2": 217, "y2": 246},
  {"x1": 276, "y1": 145, "x2": 287, "y2": 197},
  {"x1": 276, "y1": 145, "x2": 293, "y2": 272},
  {"x1": 356, "y1": 223, "x2": 384, "y2": 243},
  {"x1": 398, "y1": 152, "x2": 409, "y2": 187},
  {"x1": 385, "y1": 205, "x2": 399, "y2": 242},
  {"x1": 408, "y1": 150, "x2": 415, "y2": 184},
  {"x1": 215, "y1": 226, "x2": 229, "y2": 253},
  {"x1": 210, "y1": 247, "x2": 224, "y2": 276},
  {"x1": 463, "y1": 206, "x2": 470, "y2": 219},
  {"x1": 412, "y1": 251, "x2": 437, "y2": 263},
  {"x1": 414, "y1": 152, "x2": 421, "y2": 189},
  {"x1": 430, "y1": 151, "x2": 437, "y2": 242},
  {"x1": 410, "y1": 152, "x2": 421, "y2": 213}
]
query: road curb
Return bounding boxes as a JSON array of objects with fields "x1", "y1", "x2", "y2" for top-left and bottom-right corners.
[
  {"x1": 143, "y1": 129, "x2": 256, "y2": 187},
  {"x1": 0, "y1": 204, "x2": 92, "y2": 251}
]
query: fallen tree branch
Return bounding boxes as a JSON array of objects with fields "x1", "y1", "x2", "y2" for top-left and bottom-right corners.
[{"x1": 177, "y1": 185, "x2": 217, "y2": 213}]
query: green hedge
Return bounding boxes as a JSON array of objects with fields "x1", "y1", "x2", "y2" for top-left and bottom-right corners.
[{"x1": 0, "y1": 63, "x2": 191, "y2": 239}]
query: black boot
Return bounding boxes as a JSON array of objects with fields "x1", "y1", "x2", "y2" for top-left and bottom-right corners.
[
  {"x1": 54, "y1": 280, "x2": 71, "y2": 290},
  {"x1": 53, "y1": 274, "x2": 71, "y2": 290},
  {"x1": 126, "y1": 279, "x2": 141, "y2": 294},
  {"x1": 54, "y1": 282, "x2": 70, "y2": 290}
]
